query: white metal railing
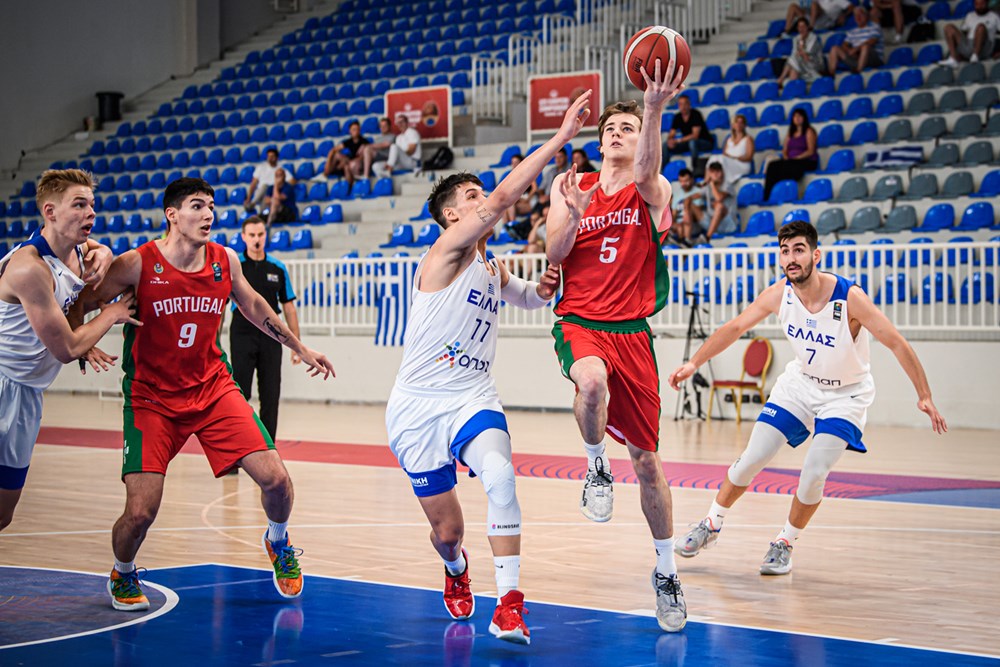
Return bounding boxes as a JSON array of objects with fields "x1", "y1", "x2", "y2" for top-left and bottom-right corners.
[
  {"x1": 285, "y1": 243, "x2": 1000, "y2": 341},
  {"x1": 539, "y1": 14, "x2": 579, "y2": 76},
  {"x1": 471, "y1": 56, "x2": 508, "y2": 123}
]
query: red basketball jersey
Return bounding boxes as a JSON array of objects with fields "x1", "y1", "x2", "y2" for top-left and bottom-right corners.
[
  {"x1": 122, "y1": 241, "x2": 237, "y2": 412},
  {"x1": 554, "y1": 172, "x2": 670, "y2": 321}
]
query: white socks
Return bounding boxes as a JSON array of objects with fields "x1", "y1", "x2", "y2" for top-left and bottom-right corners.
[
  {"x1": 584, "y1": 441, "x2": 611, "y2": 475},
  {"x1": 114, "y1": 559, "x2": 135, "y2": 574},
  {"x1": 267, "y1": 520, "x2": 288, "y2": 543},
  {"x1": 653, "y1": 537, "x2": 677, "y2": 577},
  {"x1": 444, "y1": 551, "x2": 467, "y2": 576},
  {"x1": 706, "y1": 500, "x2": 729, "y2": 531},
  {"x1": 494, "y1": 555, "x2": 520, "y2": 600},
  {"x1": 776, "y1": 520, "x2": 802, "y2": 544}
]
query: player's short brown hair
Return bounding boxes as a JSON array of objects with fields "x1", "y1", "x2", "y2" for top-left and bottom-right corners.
[
  {"x1": 35, "y1": 169, "x2": 95, "y2": 210},
  {"x1": 427, "y1": 172, "x2": 483, "y2": 228},
  {"x1": 778, "y1": 220, "x2": 818, "y2": 250},
  {"x1": 597, "y1": 101, "x2": 643, "y2": 146}
]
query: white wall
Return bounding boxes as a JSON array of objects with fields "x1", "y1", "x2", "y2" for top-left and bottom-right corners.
[{"x1": 50, "y1": 333, "x2": 1000, "y2": 431}]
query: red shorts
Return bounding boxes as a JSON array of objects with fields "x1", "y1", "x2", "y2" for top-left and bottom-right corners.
[
  {"x1": 552, "y1": 317, "x2": 661, "y2": 451},
  {"x1": 122, "y1": 383, "x2": 274, "y2": 478}
]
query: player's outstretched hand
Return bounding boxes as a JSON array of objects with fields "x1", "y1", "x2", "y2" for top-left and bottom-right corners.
[
  {"x1": 83, "y1": 243, "x2": 114, "y2": 287},
  {"x1": 667, "y1": 362, "x2": 696, "y2": 391},
  {"x1": 536, "y1": 263, "x2": 561, "y2": 301},
  {"x1": 559, "y1": 165, "x2": 600, "y2": 222},
  {"x1": 79, "y1": 346, "x2": 118, "y2": 375},
  {"x1": 919, "y1": 397, "x2": 948, "y2": 434},
  {"x1": 556, "y1": 89, "x2": 593, "y2": 144},
  {"x1": 298, "y1": 347, "x2": 335, "y2": 379},
  {"x1": 640, "y1": 57, "x2": 686, "y2": 110},
  {"x1": 102, "y1": 289, "x2": 142, "y2": 327}
]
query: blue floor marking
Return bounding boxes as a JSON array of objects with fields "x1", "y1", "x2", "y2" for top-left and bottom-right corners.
[
  {"x1": 2, "y1": 564, "x2": 998, "y2": 666},
  {"x1": 870, "y1": 488, "x2": 1000, "y2": 509}
]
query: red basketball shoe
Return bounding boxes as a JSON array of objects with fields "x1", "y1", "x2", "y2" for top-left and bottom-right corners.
[
  {"x1": 489, "y1": 590, "x2": 530, "y2": 645},
  {"x1": 443, "y1": 548, "x2": 474, "y2": 620}
]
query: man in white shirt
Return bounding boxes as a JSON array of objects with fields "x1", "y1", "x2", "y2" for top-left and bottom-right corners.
[
  {"x1": 243, "y1": 148, "x2": 294, "y2": 212},
  {"x1": 940, "y1": 0, "x2": 1000, "y2": 65},
  {"x1": 785, "y1": 0, "x2": 853, "y2": 34},
  {"x1": 374, "y1": 115, "x2": 422, "y2": 177}
]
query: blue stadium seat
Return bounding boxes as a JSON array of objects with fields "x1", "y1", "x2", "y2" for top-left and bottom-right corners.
[
  {"x1": 723, "y1": 63, "x2": 748, "y2": 83},
  {"x1": 866, "y1": 71, "x2": 893, "y2": 94},
  {"x1": 844, "y1": 98, "x2": 874, "y2": 121},
  {"x1": 755, "y1": 128, "x2": 780, "y2": 151},
  {"x1": 369, "y1": 178, "x2": 393, "y2": 198},
  {"x1": 269, "y1": 231, "x2": 291, "y2": 251},
  {"x1": 797, "y1": 178, "x2": 832, "y2": 204},
  {"x1": 698, "y1": 65, "x2": 723, "y2": 85},
  {"x1": 767, "y1": 180, "x2": 799, "y2": 206},
  {"x1": 749, "y1": 60, "x2": 774, "y2": 81},
  {"x1": 959, "y1": 272, "x2": 995, "y2": 304},
  {"x1": 956, "y1": 202, "x2": 995, "y2": 231},
  {"x1": 410, "y1": 202, "x2": 432, "y2": 221},
  {"x1": 728, "y1": 84, "x2": 752, "y2": 105},
  {"x1": 916, "y1": 203, "x2": 955, "y2": 232},
  {"x1": 726, "y1": 275, "x2": 756, "y2": 305},
  {"x1": 759, "y1": 104, "x2": 786, "y2": 126},
  {"x1": 895, "y1": 68, "x2": 924, "y2": 90},
  {"x1": 410, "y1": 223, "x2": 441, "y2": 246},
  {"x1": 736, "y1": 182, "x2": 764, "y2": 208},
  {"x1": 299, "y1": 205, "x2": 321, "y2": 224},
  {"x1": 887, "y1": 47, "x2": 914, "y2": 69},
  {"x1": 706, "y1": 108, "x2": 730, "y2": 131},
  {"x1": 736, "y1": 211, "x2": 775, "y2": 237},
  {"x1": 808, "y1": 77, "x2": 835, "y2": 98},
  {"x1": 701, "y1": 86, "x2": 726, "y2": 106},
  {"x1": 874, "y1": 273, "x2": 909, "y2": 305},
  {"x1": 491, "y1": 145, "x2": 522, "y2": 168},
  {"x1": 861, "y1": 238, "x2": 895, "y2": 268},
  {"x1": 875, "y1": 95, "x2": 904, "y2": 118},
  {"x1": 322, "y1": 204, "x2": 344, "y2": 223},
  {"x1": 971, "y1": 170, "x2": 1000, "y2": 198},
  {"x1": 754, "y1": 81, "x2": 780, "y2": 103},
  {"x1": 291, "y1": 229, "x2": 313, "y2": 249},
  {"x1": 837, "y1": 73, "x2": 864, "y2": 95},
  {"x1": 742, "y1": 41, "x2": 769, "y2": 60},
  {"x1": 848, "y1": 121, "x2": 878, "y2": 145},
  {"x1": 918, "y1": 273, "x2": 955, "y2": 304},
  {"x1": 111, "y1": 237, "x2": 130, "y2": 255},
  {"x1": 780, "y1": 79, "x2": 806, "y2": 101},
  {"x1": 782, "y1": 208, "x2": 811, "y2": 226},
  {"x1": 380, "y1": 224, "x2": 414, "y2": 248},
  {"x1": 817, "y1": 124, "x2": 845, "y2": 147},
  {"x1": 915, "y1": 43, "x2": 944, "y2": 66},
  {"x1": 818, "y1": 149, "x2": 855, "y2": 174}
]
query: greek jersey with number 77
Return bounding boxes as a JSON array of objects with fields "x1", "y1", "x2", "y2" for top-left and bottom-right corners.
[
  {"x1": 393, "y1": 252, "x2": 501, "y2": 395},
  {"x1": 122, "y1": 241, "x2": 239, "y2": 413},
  {"x1": 778, "y1": 273, "x2": 871, "y2": 388}
]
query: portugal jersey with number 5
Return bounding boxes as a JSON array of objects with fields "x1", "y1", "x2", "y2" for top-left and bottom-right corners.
[
  {"x1": 554, "y1": 172, "x2": 670, "y2": 321},
  {"x1": 122, "y1": 241, "x2": 237, "y2": 413}
]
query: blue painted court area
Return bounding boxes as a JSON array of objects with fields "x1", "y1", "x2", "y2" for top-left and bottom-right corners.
[{"x1": 2, "y1": 565, "x2": 998, "y2": 667}]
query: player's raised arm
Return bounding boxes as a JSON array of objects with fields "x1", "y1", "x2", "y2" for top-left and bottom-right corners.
[
  {"x1": 667, "y1": 281, "x2": 783, "y2": 390},
  {"x1": 635, "y1": 59, "x2": 686, "y2": 226},
  {"x1": 226, "y1": 247, "x2": 334, "y2": 379},
  {"x1": 846, "y1": 286, "x2": 947, "y2": 434}
]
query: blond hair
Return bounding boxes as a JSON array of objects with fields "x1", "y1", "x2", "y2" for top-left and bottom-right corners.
[
  {"x1": 35, "y1": 169, "x2": 95, "y2": 210},
  {"x1": 597, "y1": 100, "x2": 643, "y2": 145}
]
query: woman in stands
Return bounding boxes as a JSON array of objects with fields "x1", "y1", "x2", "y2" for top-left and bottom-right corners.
[
  {"x1": 763, "y1": 108, "x2": 818, "y2": 201},
  {"x1": 715, "y1": 114, "x2": 755, "y2": 190},
  {"x1": 778, "y1": 18, "x2": 826, "y2": 87}
]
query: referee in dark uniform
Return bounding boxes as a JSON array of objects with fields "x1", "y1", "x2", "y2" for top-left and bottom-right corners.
[{"x1": 230, "y1": 216, "x2": 300, "y2": 441}]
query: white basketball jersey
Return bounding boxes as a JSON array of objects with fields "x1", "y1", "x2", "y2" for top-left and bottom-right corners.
[
  {"x1": 0, "y1": 236, "x2": 86, "y2": 389},
  {"x1": 778, "y1": 273, "x2": 871, "y2": 389},
  {"x1": 393, "y1": 252, "x2": 500, "y2": 395}
]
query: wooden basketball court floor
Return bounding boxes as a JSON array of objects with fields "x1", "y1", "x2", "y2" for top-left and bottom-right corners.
[{"x1": 2, "y1": 394, "x2": 998, "y2": 665}]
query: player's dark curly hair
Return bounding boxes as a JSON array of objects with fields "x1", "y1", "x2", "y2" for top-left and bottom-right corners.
[
  {"x1": 163, "y1": 177, "x2": 214, "y2": 212},
  {"x1": 778, "y1": 220, "x2": 818, "y2": 250},
  {"x1": 427, "y1": 172, "x2": 483, "y2": 228}
]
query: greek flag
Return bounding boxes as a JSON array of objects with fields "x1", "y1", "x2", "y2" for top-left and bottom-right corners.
[
  {"x1": 374, "y1": 259, "x2": 415, "y2": 346},
  {"x1": 863, "y1": 146, "x2": 923, "y2": 169}
]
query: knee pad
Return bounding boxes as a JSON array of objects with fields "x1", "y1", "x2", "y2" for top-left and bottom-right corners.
[
  {"x1": 481, "y1": 452, "x2": 521, "y2": 536},
  {"x1": 727, "y1": 422, "x2": 787, "y2": 487},
  {"x1": 796, "y1": 434, "x2": 847, "y2": 505}
]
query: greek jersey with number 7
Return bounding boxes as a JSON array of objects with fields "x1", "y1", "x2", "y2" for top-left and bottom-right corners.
[
  {"x1": 554, "y1": 172, "x2": 670, "y2": 321},
  {"x1": 122, "y1": 241, "x2": 238, "y2": 413},
  {"x1": 394, "y1": 252, "x2": 500, "y2": 395},
  {"x1": 778, "y1": 273, "x2": 871, "y2": 388}
]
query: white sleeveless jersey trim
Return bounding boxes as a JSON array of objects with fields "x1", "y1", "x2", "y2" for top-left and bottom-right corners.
[
  {"x1": 777, "y1": 273, "x2": 871, "y2": 388},
  {"x1": 393, "y1": 252, "x2": 501, "y2": 395},
  {"x1": 0, "y1": 239, "x2": 86, "y2": 389}
]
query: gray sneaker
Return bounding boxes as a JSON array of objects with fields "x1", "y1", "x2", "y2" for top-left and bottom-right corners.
[
  {"x1": 651, "y1": 570, "x2": 687, "y2": 633},
  {"x1": 760, "y1": 540, "x2": 793, "y2": 575},
  {"x1": 580, "y1": 458, "x2": 613, "y2": 522},
  {"x1": 674, "y1": 519, "x2": 720, "y2": 558}
]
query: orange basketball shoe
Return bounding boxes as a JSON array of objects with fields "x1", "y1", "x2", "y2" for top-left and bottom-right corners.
[
  {"x1": 262, "y1": 532, "x2": 304, "y2": 598},
  {"x1": 490, "y1": 590, "x2": 530, "y2": 645},
  {"x1": 443, "y1": 548, "x2": 474, "y2": 620},
  {"x1": 108, "y1": 568, "x2": 150, "y2": 611}
]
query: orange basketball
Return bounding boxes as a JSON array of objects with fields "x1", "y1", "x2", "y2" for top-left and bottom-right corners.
[{"x1": 623, "y1": 26, "x2": 691, "y2": 91}]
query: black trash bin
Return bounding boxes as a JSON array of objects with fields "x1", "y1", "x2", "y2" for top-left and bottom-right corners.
[{"x1": 96, "y1": 91, "x2": 125, "y2": 123}]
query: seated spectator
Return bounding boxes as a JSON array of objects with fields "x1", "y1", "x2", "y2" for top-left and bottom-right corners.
[
  {"x1": 871, "y1": 0, "x2": 922, "y2": 43},
  {"x1": 502, "y1": 154, "x2": 538, "y2": 233},
  {"x1": 523, "y1": 204, "x2": 549, "y2": 254},
  {"x1": 763, "y1": 108, "x2": 818, "y2": 200},
  {"x1": 669, "y1": 168, "x2": 706, "y2": 246},
  {"x1": 323, "y1": 121, "x2": 369, "y2": 190},
  {"x1": 828, "y1": 7, "x2": 885, "y2": 74},
  {"x1": 571, "y1": 148, "x2": 597, "y2": 173},
  {"x1": 266, "y1": 168, "x2": 298, "y2": 227},
  {"x1": 244, "y1": 147, "x2": 293, "y2": 212},
  {"x1": 701, "y1": 162, "x2": 739, "y2": 241},
  {"x1": 713, "y1": 114, "x2": 755, "y2": 190},
  {"x1": 940, "y1": 0, "x2": 1000, "y2": 66},
  {"x1": 786, "y1": 0, "x2": 853, "y2": 34},
  {"x1": 778, "y1": 18, "x2": 827, "y2": 86},
  {"x1": 373, "y1": 114, "x2": 422, "y2": 177},
  {"x1": 356, "y1": 117, "x2": 395, "y2": 179},
  {"x1": 663, "y1": 94, "x2": 714, "y2": 168},
  {"x1": 538, "y1": 148, "x2": 570, "y2": 208}
]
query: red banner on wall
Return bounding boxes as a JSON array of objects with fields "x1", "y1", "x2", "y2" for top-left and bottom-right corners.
[
  {"x1": 384, "y1": 86, "x2": 452, "y2": 144},
  {"x1": 528, "y1": 71, "x2": 602, "y2": 134}
]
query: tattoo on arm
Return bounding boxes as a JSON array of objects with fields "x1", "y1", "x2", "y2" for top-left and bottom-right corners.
[
  {"x1": 263, "y1": 317, "x2": 289, "y2": 343},
  {"x1": 477, "y1": 206, "x2": 491, "y2": 224}
]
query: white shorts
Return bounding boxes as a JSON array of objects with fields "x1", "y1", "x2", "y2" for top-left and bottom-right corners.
[
  {"x1": 0, "y1": 372, "x2": 44, "y2": 489},
  {"x1": 385, "y1": 383, "x2": 508, "y2": 497},
  {"x1": 757, "y1": 363, "x2": 875, "y2": 453}
]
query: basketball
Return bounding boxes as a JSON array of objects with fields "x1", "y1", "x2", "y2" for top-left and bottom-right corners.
[{"x1": 623, "y1": 26, "x2": 691, "y2": 90}]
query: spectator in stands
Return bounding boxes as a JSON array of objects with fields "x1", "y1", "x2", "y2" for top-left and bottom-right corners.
[
  {"x1": 827, "y1": 6, "x2": 885, "y2": 74},
  {"x1": 523, "y1": 205, "x2": 549, "y2": 254},
  {"x1": 785, "y1": 0, "x2": 853, "y2": 34},
  {"x1": 663, "y1": 94, "x2": 713, "y2": 168},
  {"x1": 323, "y1": 120, "x2": 369, "y2": 191},
  {"x1": 939, "y1": 0, "x2": 1000, "y2": 66},
  {"x1": 503, "y1": 154, "x2": 537, "y2": 234},
  {"x1": 870, "y1": 0, "x2": 922, "y2": 44},
  {"x1": 763, "y1": 108, "x2": 818, "y2": 201},
  {"x1": 244, "y1": 148, "x2": 291, "y2": 213},
  {"x1": 266, "y1": 168, "x2": 298, "y2": 227},
  {"x1": 571, "y1": 148, "x2": 597, "y2": 173},
  {"x1": 778, "y1": 18, "x2": 827, "y2": 86},
  {"x1": 713, "y1": 114, "x2": 755, "y2": 190},
  {"x1": 670, "y1": 168, "x2": 706, "y2": 246},
  {"x1": 356, "y1": 117, "x2": 395, "y2": 180},
  {"x1": 538, "y1": 148, "x2": 571, "y2": 208},
  {"x1": 373, "y1": 114, "x2": 422, "y2": 177},
  {"x1": 701, "y1": 162, "x2": 739, "y2": 241}
]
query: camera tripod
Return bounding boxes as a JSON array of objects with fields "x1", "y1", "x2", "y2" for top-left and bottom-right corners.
[{"x1": 674, "y1": 290, "x2": 715, "y2": 421}]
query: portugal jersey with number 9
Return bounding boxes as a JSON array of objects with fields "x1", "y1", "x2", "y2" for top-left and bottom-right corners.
[
  {"x1": 123, "y1": 241, "x2": 236, "y2": 412},
  {"x1": 554, "y1": 172, "x2": 670, "y2": 321}
]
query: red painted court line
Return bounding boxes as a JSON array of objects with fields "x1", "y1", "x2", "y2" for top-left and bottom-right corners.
[{"x1": 37, "y1": 427, "x2": 1000, "y2": 498}]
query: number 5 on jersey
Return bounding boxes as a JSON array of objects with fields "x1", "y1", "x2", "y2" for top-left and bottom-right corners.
[{"x1": 600, "y1": 236, "x2": 620, "y2": 264}]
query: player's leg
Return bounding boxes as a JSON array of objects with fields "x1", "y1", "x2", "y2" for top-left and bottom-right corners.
[
  {"x1": 0, "y1": 380, "x2": 43, "y2": 531},
  {"x1": 460, "y1": 428, "x2": 529, "y2": 644},
  {"x1": 416, "y1": 488, "x2": 475, "y2": 620},
  {"x1": 256, "y1": 337, "x2": 283, "y2": 441},
  {"x1": 109, "y1": 472, "x2": 164, "y2": 611},
  {"x1": 570, "y1": 356, "x2": 615, "y2": 520},
  {"x1": 0, "y1": 488, "x2": 23, "y2": 532}
]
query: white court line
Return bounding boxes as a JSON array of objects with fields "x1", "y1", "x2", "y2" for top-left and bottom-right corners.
[{"x1": 0, "y1": 565, "x2": 179, "y2": 650}]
